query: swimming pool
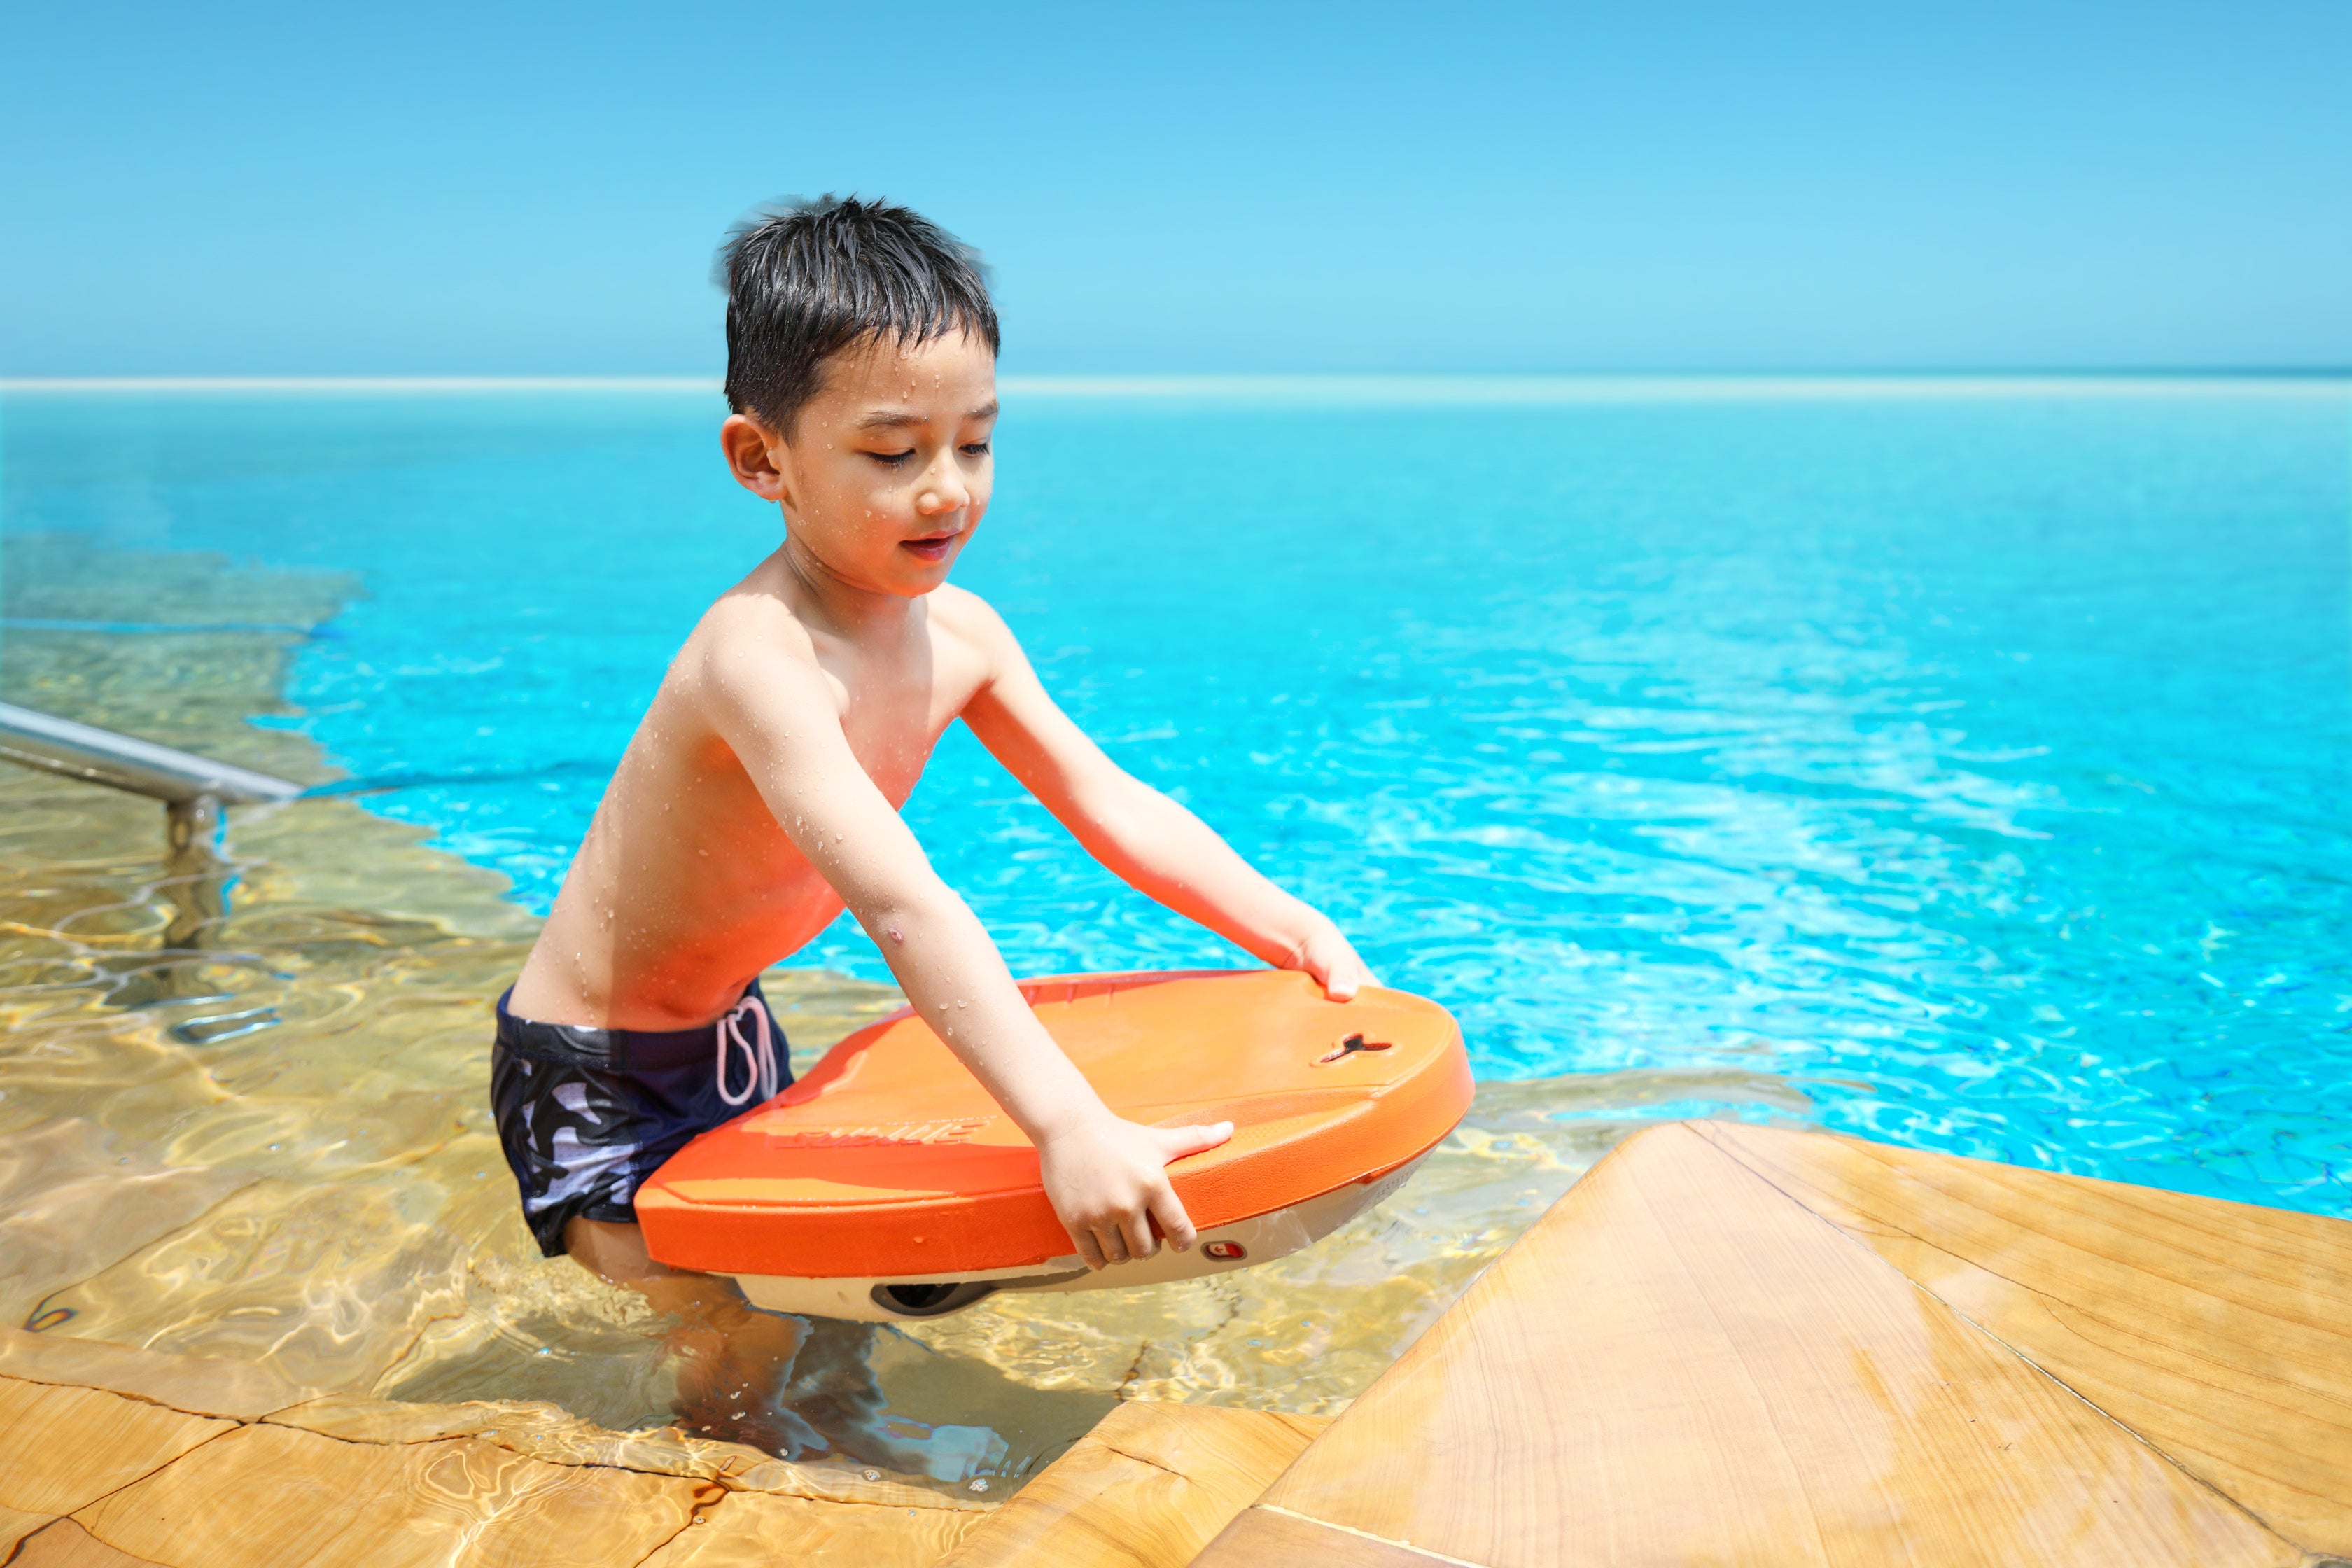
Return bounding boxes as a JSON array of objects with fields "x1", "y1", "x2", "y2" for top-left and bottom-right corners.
[{"x1": 9, "y1": 380, "x2": 2346, "y2": 1212}]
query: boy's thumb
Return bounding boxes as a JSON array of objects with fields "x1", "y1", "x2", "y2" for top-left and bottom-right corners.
[{"x1": 1159, "y1": 1121, "x2": 1235, "y2": 1163}]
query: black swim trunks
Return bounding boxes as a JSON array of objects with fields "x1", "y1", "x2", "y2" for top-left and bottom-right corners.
[{"x1": 489, "y1": 981, "x2": 792, "y2": 1257}]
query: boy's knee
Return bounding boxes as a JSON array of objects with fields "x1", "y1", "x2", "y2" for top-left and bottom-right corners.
[{"x1": 564, "y1": 1215, "x2": 666, "y2": 1282}]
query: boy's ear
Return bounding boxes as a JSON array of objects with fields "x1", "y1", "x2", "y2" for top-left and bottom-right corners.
[{"x1": 720, "y1": 414, "x2": 794, "y2": 505}]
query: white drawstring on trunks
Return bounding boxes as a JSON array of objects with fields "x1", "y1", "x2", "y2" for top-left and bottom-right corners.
[{"x1": 715, "y1": 993, "x2": 780, "y2": 1107}]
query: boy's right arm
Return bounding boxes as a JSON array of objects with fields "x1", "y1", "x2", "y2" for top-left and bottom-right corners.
[{"x1": 696, "y1": 624, "x2": 1228, "y2": 1268}]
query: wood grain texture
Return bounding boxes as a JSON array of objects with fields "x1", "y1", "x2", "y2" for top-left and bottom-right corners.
[
  {"x1": 1198, "y1": 1505, "x2": 1469, "y2": 1566},
  {"x1": 1226, "y1": 1123, "x2": 2300, "y2": 1568},
  {"x1": 938, "y1": 1402, "x2": 1330, "y2": 1568},
  {"x1": 0, "y1": 1335, "x2": 985, "y2": 1566},
  {"x1": 0, "y1": 1376, "x2": 233, "y2": 1551},
  {"x1": 11, "y1": 1518, "x2": 172, "y2": 1568},
  {"x1": 1698, "y1": 1119, "x2": 2352, "y2": 1559},
  {"x1": 71, "y1": 1420, "x2": 713, "y2": 1568},
  {"x1": 636, "y1": 1491, "x2": 981, "y2": 1567},
  {"x1": 266, "y1": 1393, "x2": 969, "y2": 1512}
]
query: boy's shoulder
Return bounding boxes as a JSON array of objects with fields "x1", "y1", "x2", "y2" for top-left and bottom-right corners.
[
  {"x1": 922, "y1": 581, "x2": 1018, "y2": 649},
  {"x1": 683, "y1": 572, "x2": 1021, "y2": 682}
]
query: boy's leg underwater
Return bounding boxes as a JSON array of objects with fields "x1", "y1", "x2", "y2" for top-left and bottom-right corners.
[{"x1": 561, "y1": 1217, "x2": 923, "y2": 1469}]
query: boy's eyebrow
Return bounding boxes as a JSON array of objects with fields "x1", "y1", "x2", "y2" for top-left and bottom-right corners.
[{"x1": 854, "y1": 400, "x2": 1000, "y2": 432}]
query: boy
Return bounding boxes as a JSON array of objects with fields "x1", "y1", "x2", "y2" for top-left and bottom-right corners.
[{"x1": 491, "y1": 196, "x2": 1371, "y2": 1454}]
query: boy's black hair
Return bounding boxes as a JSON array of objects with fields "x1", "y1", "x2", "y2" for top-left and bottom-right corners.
[{"x1": 718, "y1": 195, "x2": 999, "y2": 436}]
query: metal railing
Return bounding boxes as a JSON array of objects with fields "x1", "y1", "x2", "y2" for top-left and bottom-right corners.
[
  {"x1": 0, "y1": 701, "x2": 305, "y2": 956},
  {"x1": 0, "y1": 701, "x2": 302, "y2": 806}
]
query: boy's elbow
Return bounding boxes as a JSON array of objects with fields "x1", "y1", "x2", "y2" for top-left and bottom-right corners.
[{"x1": 855, "y1": 881, "x2": 967, "y2": 941}]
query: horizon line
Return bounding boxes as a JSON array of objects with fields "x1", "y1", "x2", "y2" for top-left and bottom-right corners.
[{"x1": 2, "y1": 370, "x2": 2347, "y2": 403}]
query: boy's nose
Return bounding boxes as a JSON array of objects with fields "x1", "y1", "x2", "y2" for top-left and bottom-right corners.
[{"x1": 916, "y1": 462, "x2": 969, "y2": 515}]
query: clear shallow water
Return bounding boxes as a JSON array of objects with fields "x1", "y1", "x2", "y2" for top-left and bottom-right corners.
[{"x1": 5, "y1": 382, "x2": 2348, "y2": 1222}]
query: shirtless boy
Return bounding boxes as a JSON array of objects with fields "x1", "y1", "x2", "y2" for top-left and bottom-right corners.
[{"x1": 489, "y1": 197, "x2": 1372, "y2": 1454}]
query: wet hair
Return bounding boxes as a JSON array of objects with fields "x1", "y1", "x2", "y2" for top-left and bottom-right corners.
[{"x1": 718, "y1": 195, "x2": 999, "y2": 436}]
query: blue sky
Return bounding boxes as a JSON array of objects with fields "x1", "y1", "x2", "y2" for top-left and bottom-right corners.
[{"x1": 4, "y1": 1, "x2": 2346, "y2": 376}]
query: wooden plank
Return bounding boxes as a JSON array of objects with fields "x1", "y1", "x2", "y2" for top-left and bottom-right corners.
[
  {"x1": 12, "y1": 1518, "x2": 172, "y2": 1567},
  {"x1": 1199, "y1": 1505, "x2": 1466, "y2": 1565},
  {"x1": 937, "y1": 1402, "x2": 1329, "y2": 1568},
  {"x1": 0, "y1": 1376, "x2": 233, "y2": 1552},
  {"x1": 1698, "y1": 1120, "x2": 2352, "y2": 1560},
  {"x1": 71, "y1": 1420, "x2": 713, "y2": 1568},
  {"x1": 267, "y1": 1394, "x2": 969, "y2": 1513},
  {"x1": 1207, "y1": 1123, "x2": 2300, "y2": 1568},
  {"x1": 636, "y1": 1491, "x2": 981, "y2": 1567}
]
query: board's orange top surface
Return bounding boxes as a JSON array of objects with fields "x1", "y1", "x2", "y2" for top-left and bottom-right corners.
[{"x1": 638, "y1": 969, "x2": 1472, "y2": 1278}]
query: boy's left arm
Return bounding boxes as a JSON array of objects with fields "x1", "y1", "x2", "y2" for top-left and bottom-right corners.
[{"x1": 956, "y1": 601, "x2": 1375, "y2": 1000}]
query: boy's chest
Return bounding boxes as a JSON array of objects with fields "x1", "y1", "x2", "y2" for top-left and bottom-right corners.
[{"x1": 821, "y1": 643, "x2": 986, "y2": 806}]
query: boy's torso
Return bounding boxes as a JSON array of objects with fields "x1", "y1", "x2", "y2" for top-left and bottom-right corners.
[{"x1": 510, "y1": 556, "x2": 997, "y2": 1032}]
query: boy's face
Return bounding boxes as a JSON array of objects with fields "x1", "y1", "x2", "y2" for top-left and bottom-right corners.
[{"x1": 722, "y1": 329, "x2": 997, "y2": 600}]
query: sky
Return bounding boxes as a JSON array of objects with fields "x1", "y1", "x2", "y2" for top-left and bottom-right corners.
[{"x1": 3, "y1": 1, "x2": 2348, "y2": 377}]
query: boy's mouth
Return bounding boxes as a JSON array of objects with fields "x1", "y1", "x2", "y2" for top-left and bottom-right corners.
[{"x1": 899, "y1": 530, "x2": 963, "y2": 564}]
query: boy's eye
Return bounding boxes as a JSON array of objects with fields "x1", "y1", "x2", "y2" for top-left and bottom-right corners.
[
  {"x1": 868, "y1": 449, "x2": 916, "y2": 466},
  {"x1": 960, "y1": 442, "x2": 991, "y2": 458}
]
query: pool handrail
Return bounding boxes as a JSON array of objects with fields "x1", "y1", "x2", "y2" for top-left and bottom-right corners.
[{"x1": 0, "y1": 701, "x2": 302, "y2": 806}]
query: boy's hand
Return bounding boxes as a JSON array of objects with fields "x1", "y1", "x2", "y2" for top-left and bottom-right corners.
[
  {"x1": 1287, "y1": 919, "x2": 1380, "y2": 1002},
  {"x1": 1038, "y1": 1112, "x2": 1235, "y2": 1269}
]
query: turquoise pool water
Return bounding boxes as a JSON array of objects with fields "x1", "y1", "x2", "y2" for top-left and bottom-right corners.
[{"x1": 6, "y1": 382, "x2": 2348, "y2": 1214}]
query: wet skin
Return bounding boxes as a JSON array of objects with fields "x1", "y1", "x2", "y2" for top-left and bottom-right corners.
[{"x1": 507, "y1": 329, "x2": 1373, "y2": 1454}]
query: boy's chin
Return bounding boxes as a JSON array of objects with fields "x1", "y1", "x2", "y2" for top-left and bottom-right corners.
[{"x1": 876, "y1": 564, "x2": 955, "y2": 598}]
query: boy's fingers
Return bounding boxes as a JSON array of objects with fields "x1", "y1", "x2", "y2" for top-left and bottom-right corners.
[
  {"x1": 1159, "y1": 1121, "x2": 1233, "y2": 1161},
  {"x1": 1322, "y1": 964, "x2": 1360, "y2": 1002},
  {"x1": 1120, "y1": 1213, "x2": 1158, "y2": 1263},
  {"x1": 1151, "y1": 1183, "x2": 1199, "y2": 1252},
  {"x1": 1073, "y1": 1228, "x2": 1107, "y2": 1270},
  {"x1": 1098, "y1": 1225, "x2": 1130, "y2": 1266}
]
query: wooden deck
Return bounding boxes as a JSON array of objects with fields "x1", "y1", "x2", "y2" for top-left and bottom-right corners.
[
  {"x1": 6, "y1": 1119, "x2": 2346, "y2": 1567},
  {"x1": 1197, "y1": 1120, "x2": 2352, "y2": 1567},
  {"x1": 937, "y1": 1402, "x2": 1328, "y2": 1568},
  {"x1": 0, "y1": 1327, "x2": 985, "y2": 1567}
]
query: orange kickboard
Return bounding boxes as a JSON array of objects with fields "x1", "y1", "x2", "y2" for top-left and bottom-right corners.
[{"x1": 638, "y1": 969, "x2": 1471, "y2": 1278}]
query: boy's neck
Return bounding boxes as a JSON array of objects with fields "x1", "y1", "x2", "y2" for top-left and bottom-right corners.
[{"x1": 775, "y1": 534, "x2": 926, "y2": 639}]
